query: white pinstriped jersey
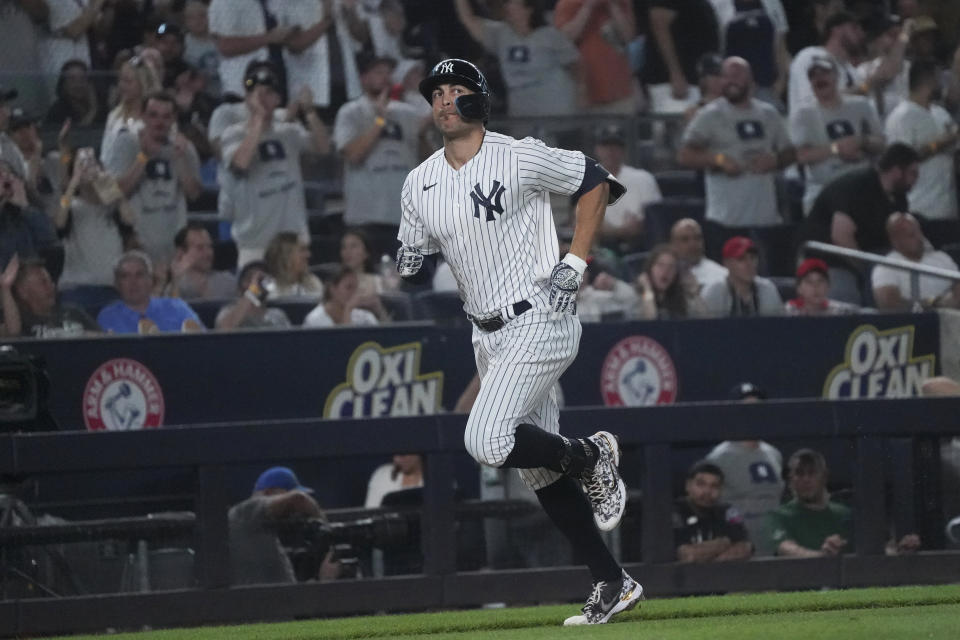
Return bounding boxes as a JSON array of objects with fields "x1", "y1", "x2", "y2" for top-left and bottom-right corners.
[{"x1": 398, "y1": 131, "x2": 585, "y2": 316}]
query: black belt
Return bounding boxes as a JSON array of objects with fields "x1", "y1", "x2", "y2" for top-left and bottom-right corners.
[{"x1": 469, "y1": 300, "x2": 532, "y2": 333}]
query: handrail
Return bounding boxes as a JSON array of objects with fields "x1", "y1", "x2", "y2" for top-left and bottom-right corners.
[{"x1": 804, "y1": 240, "x2": 960, "y2": 303}]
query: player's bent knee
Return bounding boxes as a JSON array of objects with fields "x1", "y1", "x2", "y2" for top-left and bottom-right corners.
[{"x1": 463, "y1": 430, "x2": 510, "y2": 468}]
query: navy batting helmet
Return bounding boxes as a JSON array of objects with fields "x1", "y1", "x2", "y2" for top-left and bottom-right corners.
[{"x1": 419, "y1": 58, "x2": 490, "y2": 121}]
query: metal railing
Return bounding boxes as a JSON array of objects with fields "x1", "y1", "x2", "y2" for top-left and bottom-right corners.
[{"x1": 804, "y1": 241, "x2": 960, "y2": 305}]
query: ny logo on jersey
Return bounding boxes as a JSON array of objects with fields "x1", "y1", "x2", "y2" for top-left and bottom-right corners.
[
  {"x1": 379, "y1": 120, "x2": 403, "y2": 141},
  {"x1": 736, "y1": 120, "x2": 766, "y2": 140},
  {"x1": 470, "y1": 181, "x2": 506, "y2": 222},
  {"x1": 508, "y1": 46, "x2": 530, "y2": 63},
  {"x1": 145, "y1": 158, "x2": 171, "y2": 180},
  {"x1": 258, "y1": 140, "x2": 286, "y2": 161},
  {"x1": 826, "y1": 120, "x2": 855, "y2": 140},
  {"x1": 749, "y1": 462, "x2": 779, "y2": 484},
  {"x1": 438, "y1": 61, "x2": 454, "y2": 74}
]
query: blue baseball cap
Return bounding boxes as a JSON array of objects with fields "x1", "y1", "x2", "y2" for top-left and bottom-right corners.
[{"x1": 253, "y1": 466, "x2": 313, "y2": 493}]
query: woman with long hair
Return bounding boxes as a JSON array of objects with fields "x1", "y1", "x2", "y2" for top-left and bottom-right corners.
[
  {"x1": 634, "y1": 244, "x2": 706, "y2": 319},
  {"x1": 44, "y1": 60, "x2": 104, "y2": 128},
  {"x1": 263, "y1": 232, "x2": 324, "y2": 299},
  {"x1": 100, "y1": 54, "x2": 162, "y2": 160},
  {"x1": 55, "y1": 147, "x2": 137, "y2": 309},
  {"x1": 339, "y1": 228, "x2": 392, "y2": 320},
  {"x1": 339, "y1": 228, "x2": 382, "y2": 294}
]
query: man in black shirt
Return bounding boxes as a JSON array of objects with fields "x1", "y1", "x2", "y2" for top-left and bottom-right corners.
[
  {"x1": 672, "y1": 460, "x2": 753, "y2": 563},
  {"x1": 8, "y1": 258, "x2": 99, "y2": 338},
  {"x1": 643, "y1": 0, "x2": 720, "y2": 114},
  {"x1": 801, "y1": 143, "x2": 919, "y2": 304}
]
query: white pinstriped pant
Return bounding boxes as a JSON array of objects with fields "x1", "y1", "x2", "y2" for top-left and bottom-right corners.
[{"x1": 464, "y1": 307, "x2": 583, "y2": 491}]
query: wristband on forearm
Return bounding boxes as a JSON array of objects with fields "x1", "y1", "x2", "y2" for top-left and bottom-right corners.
[{"x1": 561, "y1": 253, "x2": 587, "y2": 275}]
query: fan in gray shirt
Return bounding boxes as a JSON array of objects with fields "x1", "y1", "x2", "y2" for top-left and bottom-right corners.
[
  {"x1": 454, "y1": 0, "x2": 580, "y2": 117},
  {"x1": 103, "y1": 93, "x2": 202, "y2": 264},
  {"x1": 790, "y1": 57, "x2": 885, "y2": 214},
  {"x1": 220, "y1": 61, "x2": 329, "y2": 266},
  {"x1": 679, "y1": 57, "x2": 795, "y2": 228},
  {"x1": 332, "y1": 55, "x2": 430, "y2": 229}
]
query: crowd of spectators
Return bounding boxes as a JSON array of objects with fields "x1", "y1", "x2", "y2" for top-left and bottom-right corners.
[{"x1": 0, "y1": 0, "x2": 959, "y2": 339}]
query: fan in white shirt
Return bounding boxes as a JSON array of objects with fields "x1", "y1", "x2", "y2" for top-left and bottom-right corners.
[
  {"x1": 304, "y1": 266, "x2": 379, "y2": 328},
  {"x1": 593, "y1": 126, "x2": 662, "y2": 253},
  {"x1": 669, "y1": 218, "x2": 727, "y2": 290},
  {"x1": 872, "y1": 213, "x2": 960, "y2": 311},
  {"x1": 884, "y1": 59, "x2": 959, "y2": 221}
]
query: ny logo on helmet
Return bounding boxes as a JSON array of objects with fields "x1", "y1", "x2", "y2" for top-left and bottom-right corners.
[
  {"x1": 438, "y1": 61, "x2": 454, "y2": 74},
  {"x1": 470, "y1": 181, "x2": 506, "y2": 222}
]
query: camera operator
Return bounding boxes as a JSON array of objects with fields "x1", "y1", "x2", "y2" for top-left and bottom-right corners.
[
  {"x1": 228, "y1": 466, "x2": 340, "y2": 586},
  {"x1": 0, "y1": 159, "x2": 58, "y2": 272}
]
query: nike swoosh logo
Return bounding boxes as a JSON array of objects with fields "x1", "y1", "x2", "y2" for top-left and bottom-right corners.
[
  {"x1": 423, "y1": 183, "x2": 438, "y2": 191},
  {"x1": 601, "y1": 591, "x2": 619, "y2": 610}
]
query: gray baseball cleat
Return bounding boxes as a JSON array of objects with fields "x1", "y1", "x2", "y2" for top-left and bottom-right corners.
[
  {"x1": 563, "y1": 571, "x2": 644, "y2": 626},
  {"x1": 580, "y1": 430, "x2": 627, "y2": 531}
]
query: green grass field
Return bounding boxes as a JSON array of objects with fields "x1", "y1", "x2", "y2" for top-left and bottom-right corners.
[{"x1": 58, "y1": 584, "x2": 960, "y2": 640}]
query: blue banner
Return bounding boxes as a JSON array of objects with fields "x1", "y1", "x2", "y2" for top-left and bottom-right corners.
[{"x1": 14, "y1": 314, "x2": 939, "y2": 433}]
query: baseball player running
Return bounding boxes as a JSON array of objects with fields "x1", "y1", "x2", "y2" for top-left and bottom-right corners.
[{"x1": 397, "y1": 58, "x2": 642, "y2": 626}]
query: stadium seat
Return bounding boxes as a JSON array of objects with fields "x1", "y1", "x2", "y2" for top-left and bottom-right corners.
[
  {"x1": 782, "y1": 176, "x2": 805, "y2": 224},
  {"x1": 768, "y1": 276, "x2": 796, "y2": 303},
  {"x1": 380, "y1": 291, "x2": 414, "y2": 322},
  {"x1": 308, "y1": 212, "x2": 344, "y2": 236},
  {"x1": 621, "y1": 251, "x2": 649, "y2": 281},
  {"x1": 941, "y1": 242, "x2": 960, "y2": 267},
  {"x1": 920, "y1": 218, "x2": 960, "y2": 248},
  {"x1": 268, "y1": 300, "x2": 317, "y2": 326},
  {"x1": 643, "y1": 197, "x2": 706, "y2": 249},
  {"x1": 653, "y1": 170, "x2": 703, "y2": 198},
  {"x1": 187, "y1": 186, "x2": 218, "y2": 212},
  {"x1": 749, "y1": 224, "x2": 800, "y2": 277},
  {"x1": 310, "y1": 235, "x2": 341, "y2": 264},
  {"x1": 41, "y1": 244, "x2": 64, "y2": 283},
  {"x1": 411, "y1": 290, "x2": 469, "y2": 326},
  {"x1": 213, "y1": 240, "x2": 238, "y2": 271},
  {"x1": 186, "y1": 298, "x2": 233, "y2": 329},
  {"x1": 309, "y1": 261, "x2": 340, "y2": 280}
]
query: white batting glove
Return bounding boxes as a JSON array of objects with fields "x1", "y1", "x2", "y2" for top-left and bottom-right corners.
[
  {"x1": 549, "y1": 254, "x2": 587, "y2": 317},
  {"x1": 396, "y1": 244, "x2": 424, "y2": 277}
]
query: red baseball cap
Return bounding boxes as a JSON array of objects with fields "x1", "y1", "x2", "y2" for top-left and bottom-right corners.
[
  {"x1": 722, "y1": 236, "x2": 757, "y2": 260},
  {"x1": 796, "y1": 258, "x2": 829, "y2": 280}
]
